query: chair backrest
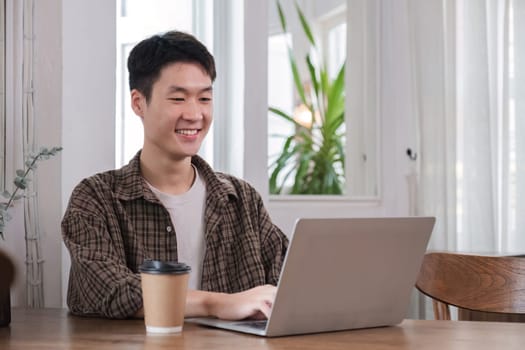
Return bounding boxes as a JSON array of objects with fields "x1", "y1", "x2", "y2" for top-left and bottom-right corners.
[{"x1": 416, "y1": 252, "x2": 525, "y2": 321}]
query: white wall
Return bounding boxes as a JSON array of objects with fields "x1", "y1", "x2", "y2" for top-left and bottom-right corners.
[
  {"x1": 61, "y1": 0, "x2": 116, "y2": 306},
  {"x1": 34, "y1": 0, "x2": 63, "y2": 308}
]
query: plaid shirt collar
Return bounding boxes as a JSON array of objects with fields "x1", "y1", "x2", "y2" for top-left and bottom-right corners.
[{"x1": 112, "y1": 150, "x2": 238, "y2": 204}]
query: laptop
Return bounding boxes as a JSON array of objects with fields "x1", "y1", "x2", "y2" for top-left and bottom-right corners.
[{"x1": 186, "y1": 216, "x2": 435, "y2": 337}]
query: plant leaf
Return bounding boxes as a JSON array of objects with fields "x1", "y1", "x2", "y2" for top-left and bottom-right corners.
[
  {"x1": 306, "y1": 54, "x2": 320, "y2": 104},
  {"x1": 0, "y1": 144, "x2": 62, "y2": 238},
  {"x1": 276, "y1": 0, "x2": 287, "y2": 32},
  {"x1": 269, "y1": 135, "x2": 296, "y2": 194},
  {"x1": 1, "y1": 210, "x2": 12, "y2": 222},
  {"x1": 325, "y1": 63, "x2": 345, "y2": 125},
  {"x1": 288, "y1": 48, "x2": 307, "y2": 105},
  {"x1": 269, "y1": 106, "x2": 298, "y2": 126},
  {"x1": 14, "y1": 177, "x2": 27, "y2": 190},
  {"x1": 295, "y1": 1, "x2": 316, "y2": 46}
]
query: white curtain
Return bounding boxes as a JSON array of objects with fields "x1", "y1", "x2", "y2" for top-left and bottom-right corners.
[
  {"x1": 408, "y1": 0, "x2": 525, "y2": 252},
  {"x1": 407, "y1": 0, "x2": 525, "y2": 317}
]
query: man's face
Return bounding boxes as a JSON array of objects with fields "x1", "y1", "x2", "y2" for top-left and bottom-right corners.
[{"x1": 131, "y1": 62, "x2": 213, "y2": 161}]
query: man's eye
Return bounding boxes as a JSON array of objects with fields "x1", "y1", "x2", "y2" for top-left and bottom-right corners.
[
  {"x1": 169, "y1": 98, "x2": 185, "y2": 102},
  {"x1": 200, "y1": 97, "x2": 212, "y2": 102}
]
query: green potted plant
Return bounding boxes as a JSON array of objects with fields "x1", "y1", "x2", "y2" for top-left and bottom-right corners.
[
  {"x1": 269, "y1": 1, "x2": 346, "y2": 195},
  {"x1": 0, "y1": 146, "x2": 62, "y2": 327}
]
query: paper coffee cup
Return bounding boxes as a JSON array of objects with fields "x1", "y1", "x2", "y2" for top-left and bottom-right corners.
[{"x1": 139, "y1": 260, "x2": 191, "y2": 334}]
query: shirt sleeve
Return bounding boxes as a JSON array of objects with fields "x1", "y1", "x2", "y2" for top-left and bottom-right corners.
[
  {"x1": 62, "y1": 193, "x2": 142, "y2": 319},
  {"x1": 256, "y1": 194, "x2": 289, "y2": 286}
]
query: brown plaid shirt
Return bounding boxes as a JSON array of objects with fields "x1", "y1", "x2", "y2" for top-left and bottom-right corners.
[{"x1": 62, "y1": 152, "x2": 288, "y2": 319}]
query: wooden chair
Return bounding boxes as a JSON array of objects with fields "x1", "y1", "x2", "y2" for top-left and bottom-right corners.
[{"x1": 416, "y1": 252, "x2": 525, "y2": 322}]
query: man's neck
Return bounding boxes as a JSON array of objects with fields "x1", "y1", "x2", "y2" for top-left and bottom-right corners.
[{"x1": 140, "y1": 146, "x2": 196, "y2": 195}]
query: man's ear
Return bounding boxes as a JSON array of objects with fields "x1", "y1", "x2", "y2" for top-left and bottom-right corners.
[{"x1": 130, "y1": 89, "x2": 146, "y2": 118}]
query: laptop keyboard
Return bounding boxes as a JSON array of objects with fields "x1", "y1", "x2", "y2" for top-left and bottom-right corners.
[{"x1": 240, "y1": 320, "x2": 267, "y2": 330}]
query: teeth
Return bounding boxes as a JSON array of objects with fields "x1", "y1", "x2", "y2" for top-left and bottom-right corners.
[{"x1": 176, "y1": 129, "x2": 198, "y2": 136}]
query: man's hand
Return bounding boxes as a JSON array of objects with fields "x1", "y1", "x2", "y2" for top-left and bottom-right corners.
[{"x1": 185, "y1": 285, "x2": 277, "y2": 321}]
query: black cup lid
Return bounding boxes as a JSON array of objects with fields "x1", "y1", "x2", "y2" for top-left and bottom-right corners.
[{"x1": 139, "y1": 260, "x2": 191, "y2": 274}]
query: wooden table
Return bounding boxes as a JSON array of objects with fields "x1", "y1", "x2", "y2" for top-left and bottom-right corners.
[{"x1": 1, "y1": 308, "x2": 525, "y2": 349}]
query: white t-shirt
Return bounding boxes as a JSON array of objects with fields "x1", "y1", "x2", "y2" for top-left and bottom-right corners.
[{"x1": 146, "y1": 166, "x2": 206, "y2": 290}]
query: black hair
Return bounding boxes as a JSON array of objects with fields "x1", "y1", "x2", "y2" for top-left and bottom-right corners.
[{"x1": 127, "y1": 31, "x2": 216, "y2": 102}]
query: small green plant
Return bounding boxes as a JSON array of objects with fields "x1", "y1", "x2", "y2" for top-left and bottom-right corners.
[
  {"x1": 0, "y1": 146, "x2": 62, "y2": 240},
  {"x1": 269, "y1": 0, "x2": 346, "y2": 195}
]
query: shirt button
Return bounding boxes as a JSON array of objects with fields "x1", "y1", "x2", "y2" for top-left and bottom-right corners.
[{"x1": 166, "y1": 226, "x2": 172, "y2": 233}]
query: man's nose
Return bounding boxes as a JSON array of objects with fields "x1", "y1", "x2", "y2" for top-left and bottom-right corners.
[{"x1": 182, "y1": 100, "x2": 203, "y2": 120}]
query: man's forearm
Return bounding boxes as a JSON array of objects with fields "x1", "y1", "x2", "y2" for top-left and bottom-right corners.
[
  {"x1": 134, "y1": 289, "x2": 218, "y2": 318},
  {"x1": 185, "y1": 289, "x2": 220, "y2": 317},
  {"x1": 134, "y1": 286, "x2": 276, "y2": 321}
]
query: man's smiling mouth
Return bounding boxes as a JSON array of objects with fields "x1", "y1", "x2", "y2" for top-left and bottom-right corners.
[{"x1": 175, "y1": 129, "x2": 199, "y2": 136}]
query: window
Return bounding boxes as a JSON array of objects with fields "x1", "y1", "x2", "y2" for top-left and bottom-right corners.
[{"x1": 267, "y1": 0, "x2": 379, "y2": 197}]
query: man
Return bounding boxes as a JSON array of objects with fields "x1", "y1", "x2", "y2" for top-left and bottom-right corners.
[{"x1": 62, "y1": 31, "x2": 288, "y2": 320}]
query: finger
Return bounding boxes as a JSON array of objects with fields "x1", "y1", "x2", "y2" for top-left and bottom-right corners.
[
  {"x1": 258, "y1": 299, "x2": 272, "y2": 319},
  {"x1": 249, "y1": 310, "x2": 267, "y2": 320}
]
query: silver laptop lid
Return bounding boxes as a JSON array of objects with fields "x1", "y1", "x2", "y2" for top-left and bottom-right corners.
[{"x1": 265, "y1": 217, "x2": 434, "y2": 337}]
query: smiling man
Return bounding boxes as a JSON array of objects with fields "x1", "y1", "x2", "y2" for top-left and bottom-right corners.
[{"x1": 62, "y1": 31, "x2": 288, "y2": 320}]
